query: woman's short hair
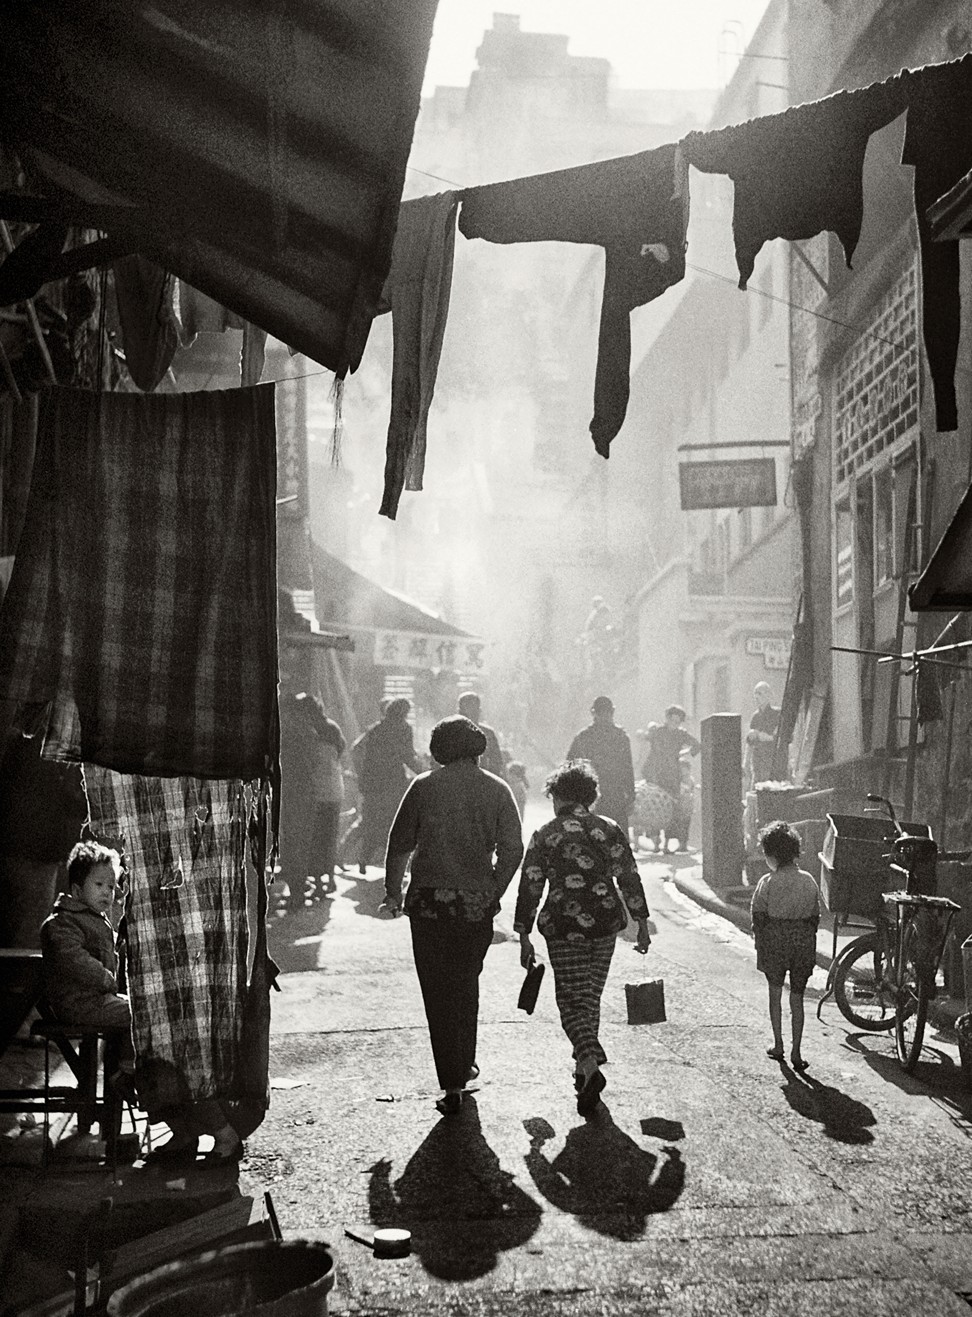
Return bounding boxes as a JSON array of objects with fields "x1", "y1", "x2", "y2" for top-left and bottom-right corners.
[
  {"x1": 544, "y1": 759, "x2": 598, "y2": 807},
  {"x1": 758, "y1": 819, "x2": 801, "y2": 866},
  {"x1": 665, "y1": 704, "x2": 687, "y2": 720},
  {"x1": 67, "y1": 840, "x2": 122, "y2": 889},
  {"x1": 429, "y1": 715, "x2": 487, "y2": 765}
]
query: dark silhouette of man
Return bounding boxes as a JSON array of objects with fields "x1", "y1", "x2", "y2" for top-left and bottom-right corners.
[{"x1": 566, "y1": 696, "x2": 635, "y2": 831}]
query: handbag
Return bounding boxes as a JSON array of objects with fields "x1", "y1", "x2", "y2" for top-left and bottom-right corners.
[
  {"x1": 517, "y1": 957, "x2": 545, "y2": 1014},
  {"x1": 624, "y1": 977, "x2": 666, "y2": 1025}
]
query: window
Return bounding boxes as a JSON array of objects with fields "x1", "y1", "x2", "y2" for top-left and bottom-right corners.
[
  {"x1": 835, "y1": 499, "x2": 854, "y2": 610},
  {"x1": 873, "y1": 465, "x2": 894, "y2": 588}
]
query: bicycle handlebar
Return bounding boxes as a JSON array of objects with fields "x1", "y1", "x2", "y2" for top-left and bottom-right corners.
[{"x1": 866, "y1": 792, "x2": 901, "y2": 833}]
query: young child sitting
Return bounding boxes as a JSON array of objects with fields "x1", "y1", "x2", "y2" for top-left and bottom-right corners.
[
  {"x1": 750, "y1": 820, "x2": 821, "y2": 1072},
  {"x1": 40, "y1": 840, "x2": 137, "y2": 1103}
]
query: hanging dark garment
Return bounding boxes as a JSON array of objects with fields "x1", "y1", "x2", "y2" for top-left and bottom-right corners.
[
  {"x1": 0, "y1": 386, "x2": 278, "y2": 780},
  {"x1": 680, "y1": 80, "x2": 906, "y2": 290},
  {"x1": 459, "y1": 143, "x2": 686, "y2": 457},
  {"x1": 900, "y1": 53, "x2": 972, "y2": 434},
  {"x1": 112, "y1": 256, "x2": 180, "y2": 392},
  {"x1": 377, "y1": 192, "x2": 459, "y2": 519}
]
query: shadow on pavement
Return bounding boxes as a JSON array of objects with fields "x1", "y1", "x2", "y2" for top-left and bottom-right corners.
[
  {"x1": 842, "y1": 1033, "x2": 972, "y2": 1128},
  {"x1": 267, "y1": 892, "x2": 332, "y2": 974},
  {"x1": 522, "y1": 1107, "x2": 685, "y2": 1240},
  {"x1": 334, "y1": 865, "x2": 391, "y2": 920},
  {"x1": 367, "y1": 1096, "x2": 542, "y2": 1280},
  {"x1": 777, "y1": 1064, "x2": 877, "y2": 1144}
]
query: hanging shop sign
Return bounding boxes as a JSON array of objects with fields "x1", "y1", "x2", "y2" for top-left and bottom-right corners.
[
  {"x1": 745, "y1": 636, "x2": 791, "y2": 670},
  {"x1": 679, "y1": 458, "x2": 777, "y2": 510},
  {"x1": 374, "y1": 630, "x2": 488, "y2": 673}
]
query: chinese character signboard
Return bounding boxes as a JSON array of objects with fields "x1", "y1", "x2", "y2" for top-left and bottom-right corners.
[
  {"x1": 679, "y1": 459, "x2": 777, "y2": 510},
  {"x1": 745, "y1": 636, "x2": 791, "y2": 671},
  {"x1": 374, "y1": 631, "x2": 488, "y2": 673}
]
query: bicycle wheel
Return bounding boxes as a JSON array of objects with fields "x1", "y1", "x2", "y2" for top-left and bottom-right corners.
[
  {"x1": 832, "y1": 934, "x2": 895, "y2": 1031},
  {"x1": 894, "y1": 920, "x2": 929, "y2": 1071}
]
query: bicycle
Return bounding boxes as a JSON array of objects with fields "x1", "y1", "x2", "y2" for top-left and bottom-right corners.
[{"x1": 829, "y1": 793, "x2": 963, "y2": 1072}]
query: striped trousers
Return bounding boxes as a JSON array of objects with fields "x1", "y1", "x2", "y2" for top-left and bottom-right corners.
[{"x1": 546, "y1": 934, "x2": 616, "y2": 1068}]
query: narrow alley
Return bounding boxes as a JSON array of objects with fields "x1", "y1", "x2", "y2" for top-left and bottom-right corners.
[{"x1": 245, "y1": 833, "x2": 972, "y2": 1315}]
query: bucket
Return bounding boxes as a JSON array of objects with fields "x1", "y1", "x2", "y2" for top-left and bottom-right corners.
[
  {"x1": 625, "y1": 979, "x2": 666, "y2": 1025},
  {"x1": 107, "y1": 1240, "x2": 335, "y2": 1317}
]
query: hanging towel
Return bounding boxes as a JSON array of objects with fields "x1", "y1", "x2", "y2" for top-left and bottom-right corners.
[
  {"x1": 112, "y1": 256, "x2": 181, "y2": 392},
  {"x1": 899, "y1": 53, "x2": 972, "y2": 434},
  {"x1": 459, "y1": 143, "x2": 686, "y2": 458},
  {"x1": 377, "y1": 192, "x2": 459, "y2": 519},
  {"x1": 0, "y1": 385, "x2": 279, "y2": 780},
  {"x1": 82, "y1": 769, "x2": 269, "y2": 1126},
  {"x1": 680, "y1": 79, "x2": 907, "y2": 290}
]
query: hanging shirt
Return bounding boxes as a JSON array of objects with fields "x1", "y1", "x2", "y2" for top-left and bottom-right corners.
[
  {"x1": 680, "y1": 79, "x2": 906, "y2": 290},
  {"x1": 459, "y1": 142, "x2": 687, "y2": 457}
]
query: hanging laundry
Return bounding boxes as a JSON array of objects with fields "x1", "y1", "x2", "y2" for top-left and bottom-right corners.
[
  {"x1": 83, "y1": 769, "x2": 271, "y2": 1129},
  {"x1": 459, "y1": 143, "x2": 686, "y2": 458},
  {"x1": 680, "y1": 79, "x2": 907, "y2": 290},
  {"x1": 177, "y1": 282, "x2": 246, "y2": 341},
  {"x1": 377, "y1": 192, "x2": 459, "y2": 519},
  {"x1": 176, "y1": 281, "x2": 268, "y2": 387},
  {"x1": 0, "y1": 385, "x2": 279, "y2": 780},
  {"x1": 112, "y1": 256, "x2": 181, "y2": 391},
  {"x1": 899, "y1": 52, "x2": 972, "y2": 433}
]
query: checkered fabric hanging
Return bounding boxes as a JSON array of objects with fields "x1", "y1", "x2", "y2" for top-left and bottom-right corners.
[
  {"x1": 0, "y1": 385, "x2": 278, "y2": 781},
  {"x1": 83, "y1": 767, "x2": 261, "y2": 1119}
]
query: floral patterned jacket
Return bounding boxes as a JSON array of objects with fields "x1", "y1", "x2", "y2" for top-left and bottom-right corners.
[{"x1": 514, "y1": 803, "x2": 649, "y2": 942}]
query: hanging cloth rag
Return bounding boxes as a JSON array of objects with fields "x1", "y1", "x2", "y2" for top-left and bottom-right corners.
[
  {"x1": 459, "y1": 143, "x2": 687, "y2": 458},
  {"x1": 899, "y1": 52, "x2": 972, "y2": 434},
  {"x1": 176, "y1": 281, "x2": 268, "y2": 387},
  {"x1": 82, "y1": 769, "x2": 271, "y2": 1131},
  {"x1": 680, "y1": 78, "x2": 907, "y2": 290},
  {"x1": 0, "y1": 385, "x2": 279, "y2": 780},
  {"x1": 112, "y1": 256, "x2": 181, "y2": 391},
  {"x1": 377, "y1": 192, "x2": 459, "y2": 519}
]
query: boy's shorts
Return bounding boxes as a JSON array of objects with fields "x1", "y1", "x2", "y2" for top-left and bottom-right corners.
[{"x1": 756, "y1": 919, "x2": 816, "y2": 994}]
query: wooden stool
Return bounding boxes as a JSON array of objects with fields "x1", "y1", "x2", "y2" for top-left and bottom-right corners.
[{"x1": 26, "y1": 1018, "x2": 127, "y2": 1170}]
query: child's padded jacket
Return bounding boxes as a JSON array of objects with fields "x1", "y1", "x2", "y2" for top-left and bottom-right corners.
[{"x1": 40, "y1": 892, "x2": 119, "y2": 1020}]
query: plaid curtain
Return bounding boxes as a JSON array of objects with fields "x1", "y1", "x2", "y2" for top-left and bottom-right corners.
[
  {"x1": 0, "y1": 385, "x2": 278, "y2": 781},
  {"x1": 83, "y1": 767, "x2": 262, "y2": 1118}
]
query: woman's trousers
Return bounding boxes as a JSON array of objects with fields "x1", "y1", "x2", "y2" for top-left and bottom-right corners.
[{"x1": 410, "y1": 916, "x2": 493, "y2": 1091}]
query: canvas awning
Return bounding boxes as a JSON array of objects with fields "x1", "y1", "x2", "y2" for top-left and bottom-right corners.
[
  {"x1": 311, "y1": 541, "x2": 470, "y2": 638},
  {"x1": 0, "y1": 1, "x2": 439, "y2": 376},
  {"x1": 909, "y1": 481, "x2": 972, "y2": 610},
  {"x1": 927, "y1": 168, "x2": 972, "y2": 241}
]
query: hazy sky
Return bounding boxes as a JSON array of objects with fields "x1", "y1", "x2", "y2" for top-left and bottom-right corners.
[{"x1": 424, "y1": 1, "x2": 773, "y2": 93}]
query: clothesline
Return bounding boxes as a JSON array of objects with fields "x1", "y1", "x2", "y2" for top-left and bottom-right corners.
[{"x1": 401, "y1": 161, "x2": 922, "y2": 361}]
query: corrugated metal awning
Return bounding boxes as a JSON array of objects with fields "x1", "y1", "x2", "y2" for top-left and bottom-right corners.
[{"x1": 0, "y1": 1, "x2": 439, "y2": 376}]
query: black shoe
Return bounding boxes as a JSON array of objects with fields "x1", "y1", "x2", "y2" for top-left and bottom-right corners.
[
  {"x1": 576, "y1": 1069, "x2": 606, "y2": 1117},
  {"x1": 143, "y1": 1137, "x2": 199, "y2": 1165},
  {"x1": 435, "y1": 1093, "x2": 462, "y2": 1116}
]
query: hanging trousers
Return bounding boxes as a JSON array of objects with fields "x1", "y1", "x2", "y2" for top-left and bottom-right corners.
[
  {"x1": 409, "y1": 916, "x2": 493, "y2": 1091},
  {"x1": 547, "y1": 935, "x2": 617, "y2": 1068}
]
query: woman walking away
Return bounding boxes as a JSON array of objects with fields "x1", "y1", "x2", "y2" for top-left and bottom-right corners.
[
  {"x1": 381, "y1": 716, "x2": 523, "y2": 1116},
  {"x1": 515, "y1": 761, "x2": 651, "y2": 1117},
  {"x1": 750, "y1": 820, "x2": 821, "y2": 1072}
]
